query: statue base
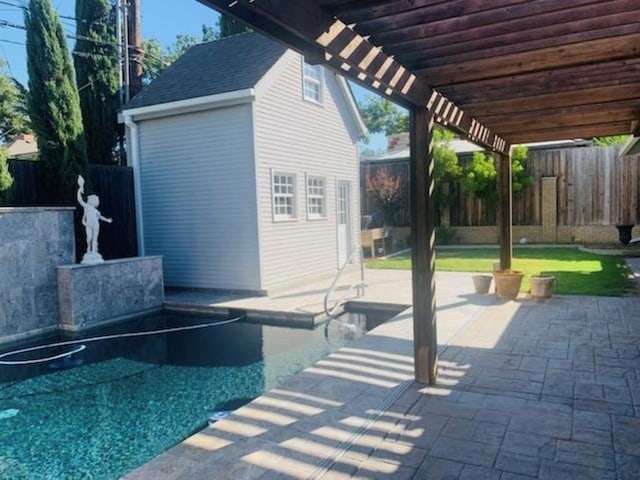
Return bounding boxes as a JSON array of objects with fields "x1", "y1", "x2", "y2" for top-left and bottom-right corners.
[
  {"x1": 81, "y1": 252, "x2": 104, "y2": 265},
  {"x1": 57, "y1": 256, "x2": 164, "y2": 331}
]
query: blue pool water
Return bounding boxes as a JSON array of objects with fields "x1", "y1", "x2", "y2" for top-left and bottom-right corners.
[{"x1": 0, "y1": 312, "x2": 387, "y2": 479}]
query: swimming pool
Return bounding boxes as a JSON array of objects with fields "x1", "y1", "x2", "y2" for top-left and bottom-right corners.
[{"x1": 0, "y1": 312, "x2": 388, "y2": 479}]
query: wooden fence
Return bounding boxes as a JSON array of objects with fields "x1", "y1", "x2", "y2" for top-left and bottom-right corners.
[
  {"x1": 361, "y1": 145, "x2": 640, "y2": 227},
  {"x1": 5, "y1": 160, "x2": 138, "y2": 260}
]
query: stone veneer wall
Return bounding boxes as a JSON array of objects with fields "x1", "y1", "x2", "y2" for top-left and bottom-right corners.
[
  {"x1": 0, "y1": 207, "x2": 75, "y2": 343},
  {"x1": 57, "y1": 256, "x2": 164, "y2": 331}
]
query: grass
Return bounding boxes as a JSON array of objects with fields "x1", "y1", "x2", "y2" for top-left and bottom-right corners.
[{"x1": 367, "y1": 247, "x2": 636, "y2": 296}]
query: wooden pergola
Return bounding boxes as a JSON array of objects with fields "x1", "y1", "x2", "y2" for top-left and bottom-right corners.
[{"x1": 198, "y1": 0, "x2": 640, "y2": 384}]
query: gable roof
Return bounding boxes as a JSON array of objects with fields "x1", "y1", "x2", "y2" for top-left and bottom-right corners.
[{"x1": 124, "y1": 32, "x2": 287, "y2": 110}]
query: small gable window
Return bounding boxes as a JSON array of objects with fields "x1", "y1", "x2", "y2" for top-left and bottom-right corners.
[{"x1": 303, "y1": 60, "x2": 323, "y2": 104}]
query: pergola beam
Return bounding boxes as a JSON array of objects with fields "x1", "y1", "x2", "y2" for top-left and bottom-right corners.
[
  {"x1": 198, "y1": 0, "x2": 509, "y2": 154},
  {"x1": 417, "y1": 33, "x2": 640, "y2": 85},
  {"x1": 506, "y1": 122, "x2": 630, "y2": 144},
  {"x1": 376, "y1": 0, "x2": 636, "y2": 58},
  {"x1": 485, "y1": 102, "x2": 640, "y2": 133},
  {"x1": 463, "y1": 83, "x2": 640, "y2": 117},
  {"x1": 364, "y1": 0, "x2": 604, "y2": 47},
  {"x1": 440, "y1": 60, "x2": 640, "y2": 104},
  {"x1": 395, "y1": 7, "x2": 640, "y2": 64}
]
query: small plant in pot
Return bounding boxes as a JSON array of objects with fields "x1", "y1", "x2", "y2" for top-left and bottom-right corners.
[
  {"x1": 492, "y1": 270, "x2": 525, "y2": 300},
  {"x1": 530, "y1": 274, "x2": 555, "y2": 299}
]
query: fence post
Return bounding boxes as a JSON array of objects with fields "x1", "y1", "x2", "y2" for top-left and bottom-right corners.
[{"x1": 541, "y1": 176, "x2": 558, "y2": 243}]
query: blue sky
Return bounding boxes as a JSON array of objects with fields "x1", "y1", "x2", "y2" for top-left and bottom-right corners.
[{"x1": 0, "y1": 0, "x2": 387, "y2": 151}]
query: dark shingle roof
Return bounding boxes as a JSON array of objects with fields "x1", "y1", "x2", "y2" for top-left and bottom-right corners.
[{"x1": 124, "y1": 32, "x2": 288, "y2": 110}]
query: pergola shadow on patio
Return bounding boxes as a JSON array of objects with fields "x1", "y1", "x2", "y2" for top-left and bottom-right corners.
[
  {"x1": 199, "y1": 0, "x2": 640, "y2": 384},
  {"x1": 125, "y1": 294, "x2": 640, "y2": 480}
]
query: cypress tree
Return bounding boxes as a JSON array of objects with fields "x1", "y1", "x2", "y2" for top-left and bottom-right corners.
[
  {"x1": 75, "y1": 0, "x2": 120, "y2": 164},
  {"x1": 0, "y1": 147, "x2": 13, "y2": 204},
  {"x1": 25, "y1": 0, "x2": 88, "y2": 204}
]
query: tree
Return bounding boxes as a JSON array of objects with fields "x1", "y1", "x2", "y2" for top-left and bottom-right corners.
[
  {"x1": 218, "y1": 13, "x2": 251, "y2": 38},
  {"x1": 25, "y1": 0, "x2": 88, "y2": 204},
  {"x1": 462, "y1": 151, "x2": 498, "y2": 206},
  {"x1": 0, "y1": 61, "x2": 30, "y2": 142},
  {"x1": 142, "y1": 24, "x2": 222, "y2": 83},
  {"x1": 365, "y1": 169, "x2": 404, "y2": 226},
  {"x1": 75, "y1": 0, "x2": 120, "y2": 164},
  {"x1": 359, "y1": 95, "x2": 408, "y2": 137},
  {"x1": 593, "y1": 135, "x2": 629, "y2": 146},
  {"x1": 462, "y1": 146, "x2": 533, "y2": 205},
  {"x1": 0, "y1": 147, "x2": 13, "y2": 204}
]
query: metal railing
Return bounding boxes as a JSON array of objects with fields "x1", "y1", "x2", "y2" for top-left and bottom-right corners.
[{"x1": 323, "y1": 246, "x2": 366, "y2": 318}]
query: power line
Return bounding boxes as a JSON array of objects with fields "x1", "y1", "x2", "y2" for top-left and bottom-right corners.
[{"x1": 0, "y1": 18, "x2": 169, "y2": 66}]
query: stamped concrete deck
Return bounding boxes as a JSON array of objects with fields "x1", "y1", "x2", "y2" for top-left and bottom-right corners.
[{"x1": 125, "y1": 261, "x2": 640, "y2": 480}]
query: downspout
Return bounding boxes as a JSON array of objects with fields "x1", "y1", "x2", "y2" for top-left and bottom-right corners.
[{"x1": 124, "y1": 115, "x2": 145, "y2": 256}]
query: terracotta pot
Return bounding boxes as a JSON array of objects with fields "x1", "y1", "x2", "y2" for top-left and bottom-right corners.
[
  {"x1": 472, "y1": 275, "x2": 493, "y2": 294},
  {"x1": 493, "y1": 270, "x2": 524, "y2": 300},
  {"x1": 530, "y1": 275, "x2": 555, "y2": 298}
]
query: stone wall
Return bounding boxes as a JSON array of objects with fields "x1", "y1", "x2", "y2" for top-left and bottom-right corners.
[
  {"x1": 57, "y1": 256, "x2": 164, "y2": 331},
  {"x1": 0, "y1": 207, "x2": 75, "y2": 343}
]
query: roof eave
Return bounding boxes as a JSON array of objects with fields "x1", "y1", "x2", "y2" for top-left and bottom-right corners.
[{"x1": 120, "y1": 88, "x2": 256, "y2": 122}]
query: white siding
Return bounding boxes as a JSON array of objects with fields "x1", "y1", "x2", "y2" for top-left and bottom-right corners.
[
  {"x1": 254, "y1": 53, "x2": 361, "y2": 292},
  {"x1": 137, "y1": 106, "x2": 261, "y2": 291}
]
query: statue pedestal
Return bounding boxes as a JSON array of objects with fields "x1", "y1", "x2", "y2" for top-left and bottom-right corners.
[
  {"x1": 57, "y1": 256, "x2": 164, "y2": 331},
  {"x1": 81, "y1": 252, "x2": 105, "y2": 265}
]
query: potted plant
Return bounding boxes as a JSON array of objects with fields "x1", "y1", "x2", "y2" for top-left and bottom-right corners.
[
  {"x1": 472, "y1": 274, "x2": 492, "y2": 294},
  {"x1": 493, "y1": 270, "x2": 524, "y2": 300},
  {"x1": 530, "y1": 274, "x2": 555, "y2": 299}
]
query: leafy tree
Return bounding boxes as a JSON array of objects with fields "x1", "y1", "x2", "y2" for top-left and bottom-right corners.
[
  {"x1": 359, "y1": 95, "x2": 408, "y2": 137},
  {"x1": 462, "y1": 151, "x2": 498, "y2": 206},
  {"x1": 462, "y1": 146, "x2": 533, "y2": 205},
  {"x1": 0, "y1": 61, "x2": 30, "y2": 142},
  {"x1": 142, "y1": 24, "x2": 223, "y2": 83},
  {"x1": 365, "y1": 169, "x2": 404, "y2": 226},
  {"x1": 75, "y1": 0, "x2": 120, "y2": 164},
  {"x1": 0, "y1": 147, "x2": 13, "y2": 203},
  {"x1": 25, "y1": 0, "x2": 88, "y2": 204},
  {"x1": 593, "y1": 135, "x2": 629, "y2": 146},
  {"x1": 510, "y1": 145, "x2": 534, "y2": 193},
  {"x1": 218, "y1": 13, "x2": 251, "y2": 38}
]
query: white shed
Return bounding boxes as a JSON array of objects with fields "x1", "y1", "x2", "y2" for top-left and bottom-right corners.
[{"x1": 122, "y1": 32, "x2": 366, "y2": 295}]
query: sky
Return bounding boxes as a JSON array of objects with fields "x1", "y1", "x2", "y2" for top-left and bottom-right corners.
[{"x1": 0, "y1": 0, "x2": 387, "y2": 152}]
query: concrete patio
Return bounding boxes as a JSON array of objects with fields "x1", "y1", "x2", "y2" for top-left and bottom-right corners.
[{"x1": 126, "y1": 263, "x2": 640, "y2": 480}]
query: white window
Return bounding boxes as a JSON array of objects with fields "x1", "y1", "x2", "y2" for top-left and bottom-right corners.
[
  {"x1": 272, "y1": 172, "x2": 297, "y2": 221},
  {"x1": 303, "y1": 60, "x2": 323, "y2": 104},
  {"x1": 307, "y1": 175, "x2": 326, "y2": 219}
]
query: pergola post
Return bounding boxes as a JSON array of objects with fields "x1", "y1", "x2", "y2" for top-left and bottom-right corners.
[
  {"x1": 410, "y1": 106, "x2": 438, "y2": 385},
  {"x1": 497, "y1": 150, "x2": 513, "y2": 270}
]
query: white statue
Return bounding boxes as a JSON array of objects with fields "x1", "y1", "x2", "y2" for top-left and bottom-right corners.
[{"x1": 77, "y1": 175, "x2": 113, "y2": 265}]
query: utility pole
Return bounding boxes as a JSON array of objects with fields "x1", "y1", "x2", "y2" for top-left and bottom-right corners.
[
  {"x1": 122, "y1": 0, "x2": 130, "y2": 102},
  {"x1": 127, "y1": 0, "x2": 143, "y2": 98},
  {"x1": 115, "y1": 0, "x2": 124, "y2": 105}
]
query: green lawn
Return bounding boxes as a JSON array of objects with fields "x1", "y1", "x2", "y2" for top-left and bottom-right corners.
[{"x1": 367, "y1": 247, "x2": 636, "y2": 296}]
